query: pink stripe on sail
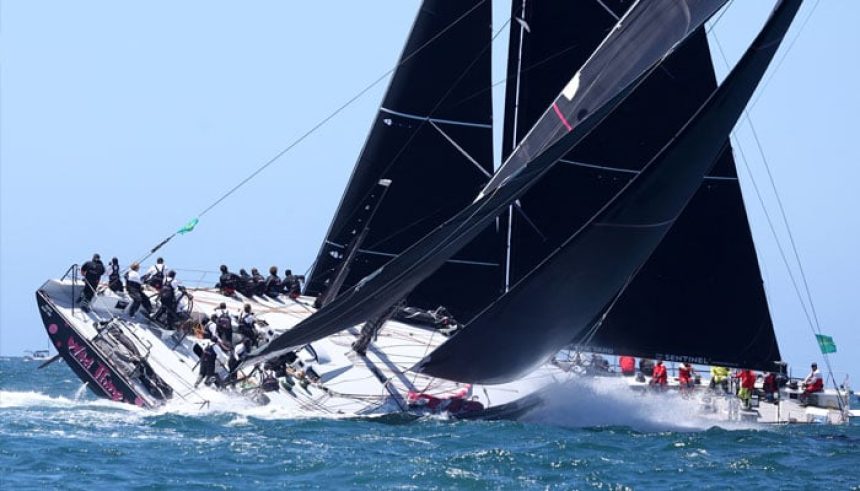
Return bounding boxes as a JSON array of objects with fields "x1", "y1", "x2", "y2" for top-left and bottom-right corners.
[{"x1": 552, "y1": 102, "x2": 573, "y2": 132}]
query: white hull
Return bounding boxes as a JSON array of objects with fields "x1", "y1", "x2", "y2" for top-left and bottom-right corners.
[
  {"x1": 37, "y1": 277, "x2": 853, "y2": 425},
  {"x1": 37, "y1": 278, "x2": 566, "y2": 418}
]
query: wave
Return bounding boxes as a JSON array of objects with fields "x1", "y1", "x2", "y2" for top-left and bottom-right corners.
[
  {"x1": 2, "y1": 377, "x2": 765, "y2": 432},
  {"x1": 0, "y1": 390, "x2": 138, "y2": 411},
  {"x1": 523, "y1": 376, "x2": 761, "y2": 432}
]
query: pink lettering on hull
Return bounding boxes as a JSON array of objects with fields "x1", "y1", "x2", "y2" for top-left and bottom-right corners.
[{"x1": 66, "y1": 336, "x2": 125, "y2": 402}]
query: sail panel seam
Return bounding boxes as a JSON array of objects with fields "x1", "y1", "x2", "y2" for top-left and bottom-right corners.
[
  {"x1": 379, "y1": 107, "x2": 492, "y2": 129},
  {"x1": 357, "y1": 248, "x2": 499, "y2": 267},
  {"x1": 559, "y1": 159, "x2": 738, "y2": 180},
  {"x1": 593, "y1": 218, "x2": 676, "y2": 229}
]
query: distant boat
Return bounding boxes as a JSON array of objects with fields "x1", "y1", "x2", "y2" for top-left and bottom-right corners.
[{"x1": 23, "y1": 350, "x2": 51, "y2": 362}]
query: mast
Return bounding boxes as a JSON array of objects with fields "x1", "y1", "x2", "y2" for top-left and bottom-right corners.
[{"x1": 503, "y1": 0, "x2": 528, "y2": 292}]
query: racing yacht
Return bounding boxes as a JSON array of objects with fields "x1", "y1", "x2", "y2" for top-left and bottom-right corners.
[{"x1": 36, "y1": 0, "x2": 852, "y2": 423}]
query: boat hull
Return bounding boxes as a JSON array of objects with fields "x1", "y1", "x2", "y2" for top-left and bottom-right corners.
[{"x1": 36, "y1": 289, "x2": 151, "y2": 407}]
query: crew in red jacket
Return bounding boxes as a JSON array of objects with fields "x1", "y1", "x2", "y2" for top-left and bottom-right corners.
[
  {"x1": 678, "y1": 363, "x2": 695, "y2": 390},
  {"x1": 800, "y1": 362, "x2": 824, "y2": 405},
  {"x1": 650, "y1": 360, "x2": 668, "y2": 388},
  {"x1": 619, "y1": 356, "x2": 636, "y2": 376},
  {"x1": 735, "y1": 368, "x2": 757, "y2": 409}
]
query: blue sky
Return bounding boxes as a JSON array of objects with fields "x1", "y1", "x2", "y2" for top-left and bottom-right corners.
[{"x1": 2, "y1": 1, "x2": 857, "y2": 383}]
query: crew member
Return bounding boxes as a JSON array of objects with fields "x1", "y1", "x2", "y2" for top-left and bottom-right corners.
[
  {"x1": 283, "y1": 269, "x2": 304, "y2": 299},
  {"x1": 80, "y1": 253, "x2": 106, "y2": 311},
  {"x1": 214, "y1": 302, "x2": 234, "y2": 347},
  {"x1": 619, "y1": 355, "x2": 636, "y2": 376},
  {"x1": 251, "y1": 268, "x2": 266, "y2": 296},
  {"x1": 226, "y1": 339, "x2": 253, "y2": 385},
  {"x1": 762, "y1": 372, "x2": 778, "y2": 403},
  {"x1": 736, "y1": 368, "x2": 756, "y2": 409},
  {"x1": 237, "y1": 269, "x2": 255, "y2": 297},
  {"x1": 144, "y1": 257, "x2": 166, "y2": 289},
  {"x1": 265, "y1": 266, "x2": 282, "y2": 298},
  {"x1": 217, "y1": 265, "x2": 239, "y2": 297},
  {"x1": 650, "y1": 359, "x2": 667, "y2": 388},
  {"x1": 195, "y1": 344, "x2": 218, "y2": 387},
  {"x1": 107, "y1": 257, "x2": 123, "y2": 293},
  {"x1": 125, "y1": 262, "x2": 152, "y2": 317},
  {"x1": 678, "y1": 362, "x2": 695, "y2": 390},
  {"x1": 155, "y1": 270, "x2": 179, "y2": 328},
  {"x1": 238, "y1": 303, "x2": 258, "y2": 345},
  {"x1": 639, "y1": 358, "x2": 655, "y2": 377},
  {"x1": 709, "y1": 365, "x2": 730, "y2": 393},
  {"x1": 800, "y1": 362, "x2": 824, "y2": 405}
]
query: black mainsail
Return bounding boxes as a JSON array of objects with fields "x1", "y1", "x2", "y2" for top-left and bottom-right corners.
[
  {"x1": 417, "y1": 0, "x2": 800, "y2": 384},
  {"x1": 303, "y1": 0, "x2": 502, "y2": 320},
  {"x1": 498, "y1": 3, "x2": 780, "y2": 369},
  {"x1": 248, "y1": 0, "x2": 729, "y2": 366}
]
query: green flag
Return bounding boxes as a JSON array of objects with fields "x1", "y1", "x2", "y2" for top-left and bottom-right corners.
[
  {"x1": 815, "y1": 334, "x2": 836, "y2": 354},
  {"x1": 177, "y1": 217, "x2": 199, "y2": 235}
]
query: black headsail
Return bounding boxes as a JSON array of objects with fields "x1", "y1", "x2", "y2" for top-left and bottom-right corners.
[
  {"x1": 303, "y1": 0, "x2": 502, "y2": 320},
  {"x1": 245, "y1": 0, "x2": 729, "y2": 367},
  {"x1": 499, "y1": 4, "x2": 780, "y2": 368},
  {"x1": 416, "y1": 0, "x2": 801, "y2": 384}
]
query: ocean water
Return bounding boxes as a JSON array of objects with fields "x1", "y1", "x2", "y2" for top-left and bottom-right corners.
[{"x1": 1, "y1": 358, "x2": 858, "y2": 490}]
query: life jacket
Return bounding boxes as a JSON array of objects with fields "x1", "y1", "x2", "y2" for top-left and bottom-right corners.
[
  {"x1": 711, "y1": 366, "x2": 730, "y2": 382},
  {"x1": 763, "y1": 373, "x2": 777, "y2": 392},
  {"x1": 146, "y1": 264, "x2": 165, "y2": 288},
  {"x1": 679, "y1": 366, "x2": 693, "y2": 382},
  {"x1": 159, "y1": 281, "x2": 175, "y2": 304},
  {"x1": 216, "y1": 313, "x2": 233, "y2": 341},
  {"x1": 739, "y1": 370, "x2": 756, "y2": 389},
  {"x1": 238, "y1": 313, "x2": 257, "y2": 341},
  {"x1": 108, "y1": 263, "x2": 122, "y2": 291},
  {"x1": 652, "y1": 364, "x2": 667, "y2": 384},
  {"x1": 220, "y1": 272, "x2": 238, "y2": 292},
  {"x1": 200, "y1": 346, "x2": 217, "y2": 376},
  {"x1": 266, "y1": 275, "x2": 281, "y2": 296},
  {"x1": 82, "y1": 260, "x2": 105, "y2": 282}
]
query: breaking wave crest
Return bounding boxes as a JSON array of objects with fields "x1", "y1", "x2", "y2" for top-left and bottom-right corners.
[{"x1": 523, "y1": 376, "x2": 761, "y2": 432}]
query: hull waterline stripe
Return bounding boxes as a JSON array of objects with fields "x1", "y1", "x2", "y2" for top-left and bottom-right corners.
[{"x1": 379, "y1": 107, "x2": 492, "y2": 129}]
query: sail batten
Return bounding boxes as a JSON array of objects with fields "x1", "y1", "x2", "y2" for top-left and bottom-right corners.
[
  {"x1": 304, "y1": 0, "x2": 501, "y2": 321},
  {"x1": 416, "y1": 0, "x2": 800, "y2": 384}
]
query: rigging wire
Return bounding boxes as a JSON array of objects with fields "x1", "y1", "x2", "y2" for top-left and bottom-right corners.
[
  {"x1": 135, "y1": 1, "x2": 493, "y2": 264},
  {"x1": 711, "y1": 32, "x2": 821, "y2": 334},
  {"x1": 751, "y1": 0, "x2": 821, "y2": 109},
  {"x1": 196, "y1": 1, "x2": 491, "y2": 221},
  {"x1": 710, "y1": 21, "x2": 844, "y2": 411}
]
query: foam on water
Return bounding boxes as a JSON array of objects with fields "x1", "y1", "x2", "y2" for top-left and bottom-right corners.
[
  {"x1": 2, "y1": 357, "x2": 858, "y2": 489},
  {"x1": 524, "y1": 376, "x2": 760, "y2": 432}
]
